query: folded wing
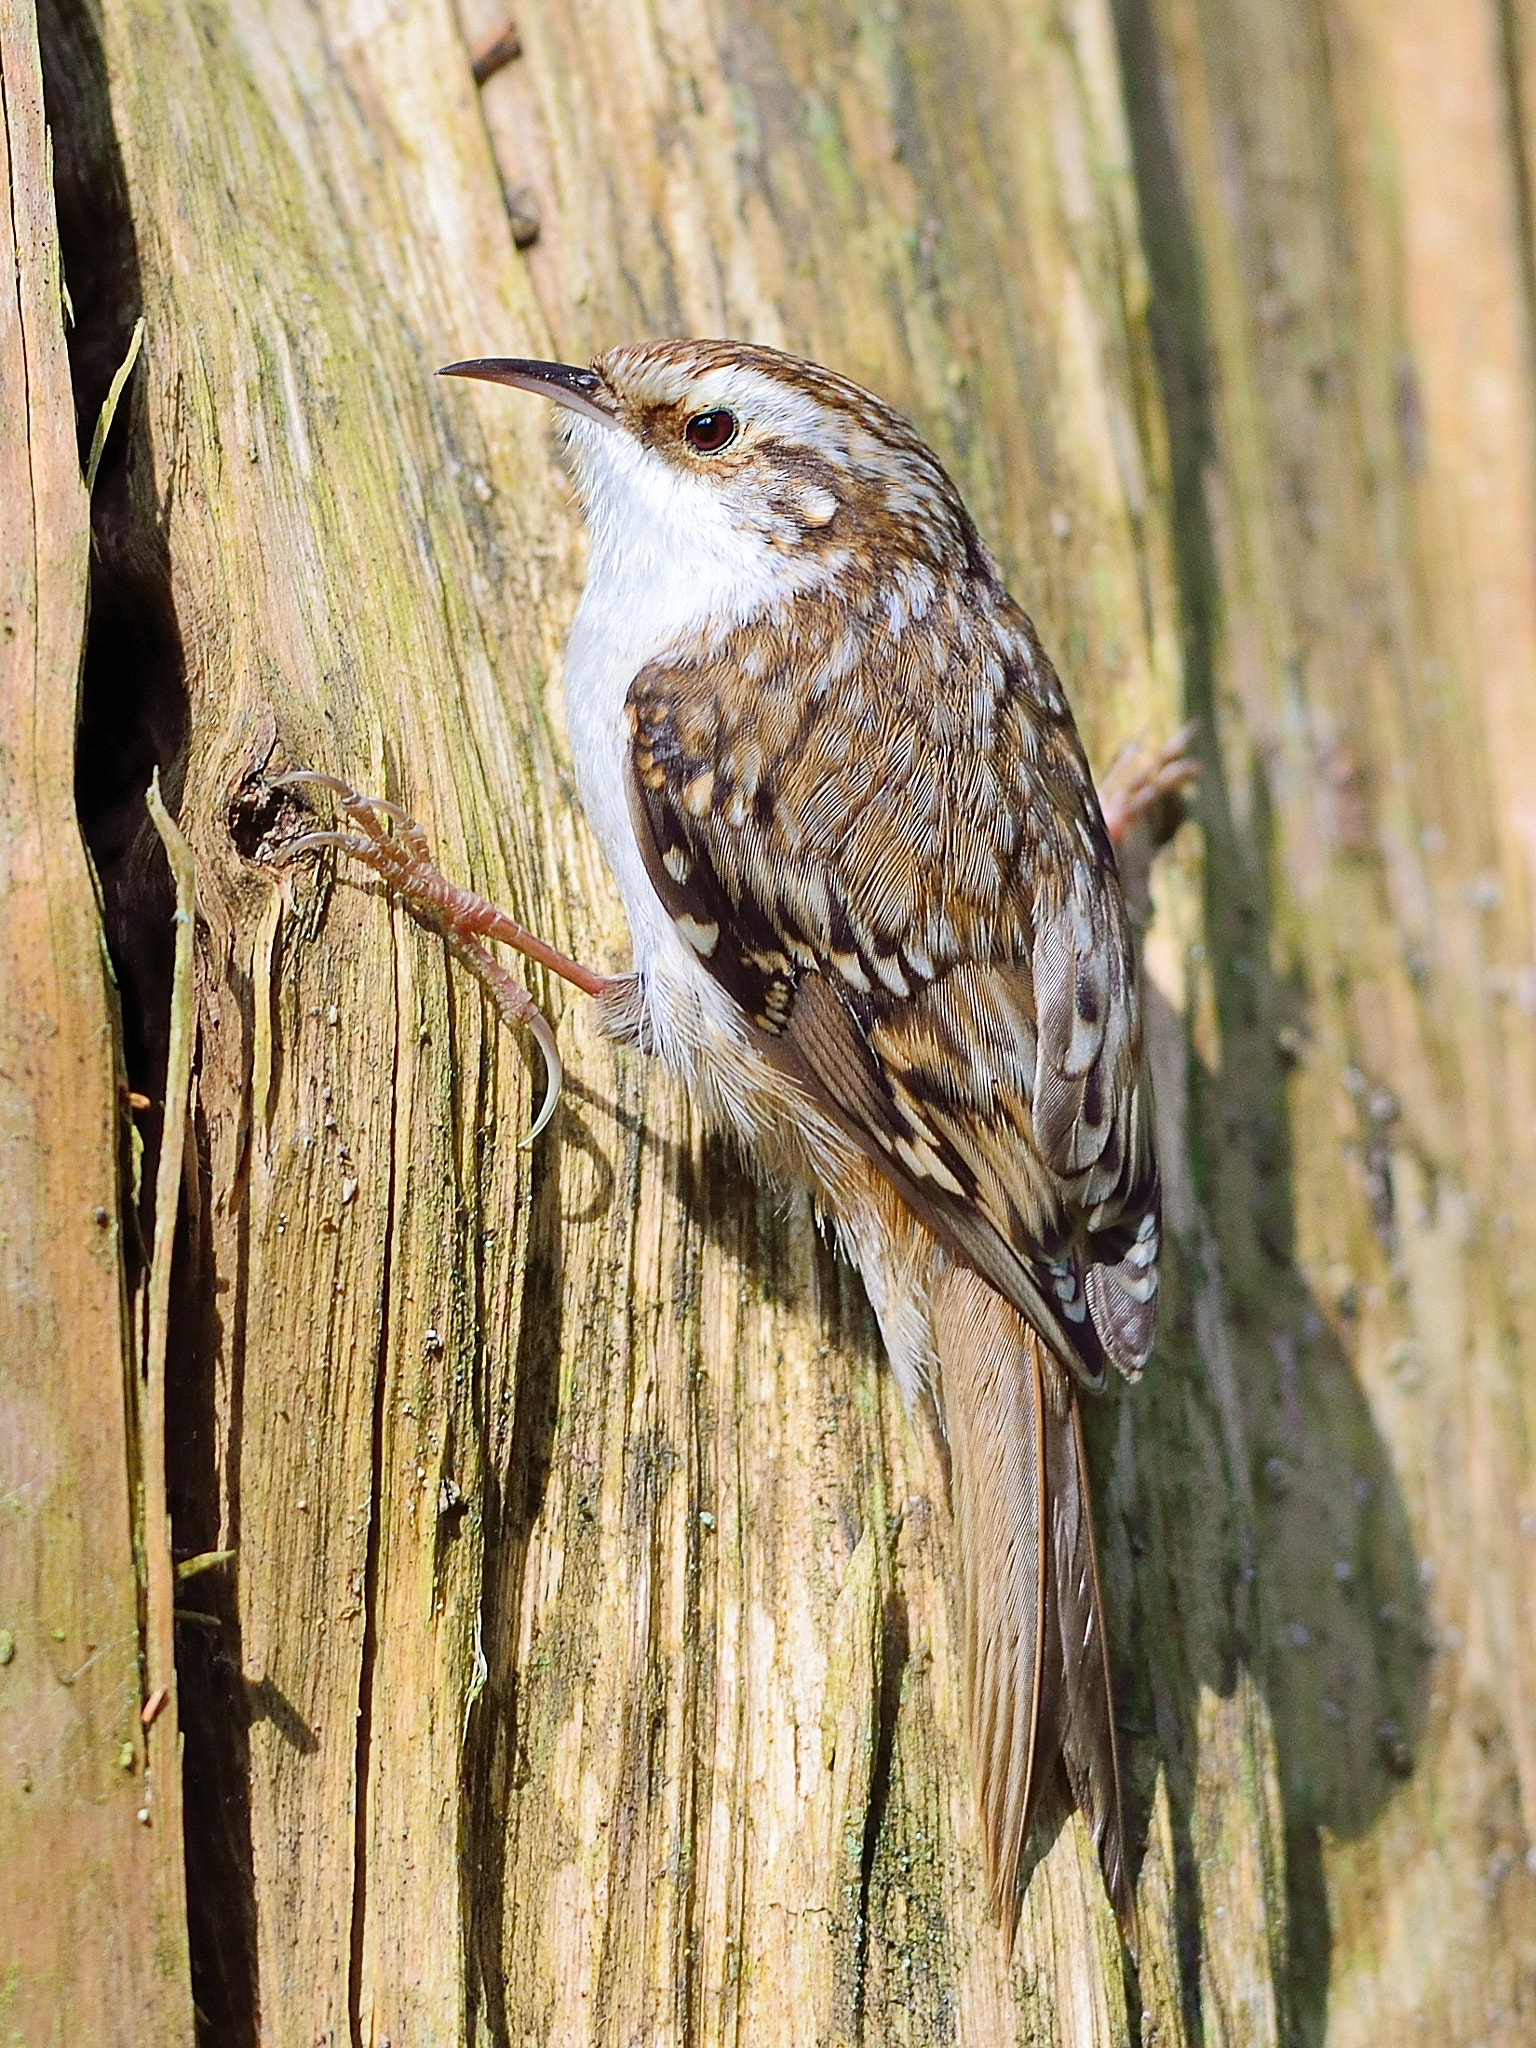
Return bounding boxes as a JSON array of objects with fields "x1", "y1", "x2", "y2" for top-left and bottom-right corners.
[{"x1": 625, "y1": 590, "x2": 1160, "y2": 1387}]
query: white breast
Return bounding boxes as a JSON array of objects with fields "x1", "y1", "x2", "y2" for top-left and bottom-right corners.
[{"x1": 559, "y1": 417, "x2": 784, "y2": 1080}]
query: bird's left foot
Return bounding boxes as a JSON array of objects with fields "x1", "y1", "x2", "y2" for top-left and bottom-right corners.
[
  {"x1": 1097, "y1": 722, "x2": 1200, "y2": 851},
  {"x1": 270, "y1": 772, "x2": 618, "y2": 1138}
]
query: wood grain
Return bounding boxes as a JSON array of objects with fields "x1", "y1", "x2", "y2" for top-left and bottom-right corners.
[
  {"x1": 20, "y1": 0, "x2": 1531, "y2": 2038},
  {"x1": 1120, "y1": 0, "x2": 1536, "y2": 2035},
  {"x1": 0, "y1": 1, "x2": 190, "y2": 2037}
]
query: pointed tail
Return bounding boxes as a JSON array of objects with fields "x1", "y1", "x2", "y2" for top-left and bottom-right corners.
[{"x1": 933, "y1": 1262, "x2": 1136, "y2": 1952}]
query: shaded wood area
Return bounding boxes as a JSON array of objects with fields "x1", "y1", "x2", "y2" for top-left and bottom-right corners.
[
  {"x1": 2, "y1": 0, "x2": 1533, "y2": 2040},
  {"x1": 0, "y1": 1, "x2": 189, "y2": 2039}
]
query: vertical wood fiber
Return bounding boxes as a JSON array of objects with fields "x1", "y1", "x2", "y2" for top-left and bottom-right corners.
[
  {"x1": 22, "y1": 0, "x2": 1532, "y2": 2039},
  {"x1": 0, "y1": 0, "x2": 191, "y2": 2036},
  {"x1": 1118, "y1": 0, "x2": 1536, "y2": 2035}
]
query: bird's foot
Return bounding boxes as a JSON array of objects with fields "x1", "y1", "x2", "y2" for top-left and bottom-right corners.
[
  {"x1": 1097, "y1": 722, "x2": 1200, "y2": 852},
  {"x1": 271, "y1": 772, "x2": 618, "y2": 1139}
]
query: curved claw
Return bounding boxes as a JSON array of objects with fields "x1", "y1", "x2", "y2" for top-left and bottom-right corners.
[
  {"x1": 274, "y1": 765, "x2": 587, "y2": 1146},
  {"x1": 522, "y1": 1005, "x2": 564, "y2": 1144},
  {"x1": 441, "y1": 926, "x2": 563, "y2": 1144},
  {"x1": 270, "y1": 771, "x2": 418, "y2": 832},
  {"x1": 280, "y1": 829, "x2": 373, "y2": 862},
  {"x1": 269, "y1": 769, "x2": 358, "y2": 799}
]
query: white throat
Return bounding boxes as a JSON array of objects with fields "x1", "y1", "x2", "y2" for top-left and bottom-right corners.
[
  {"x1": 557, "y1": 418, "x2": 784, "y2": 1062},
  {"x1": 564, "y1": 415, "x2": 789, "y2": 669}
]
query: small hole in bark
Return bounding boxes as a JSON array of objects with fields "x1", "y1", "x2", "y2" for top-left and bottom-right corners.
[
  {"x1": 469, "y1": 20, "x2": 521, "y2": 85},
  {"x1": 504, "y1": 183, "x2": 541, "y2": 250},
  {"x1": 227, "y1": 763, "x2": 317, "y2": 865}
]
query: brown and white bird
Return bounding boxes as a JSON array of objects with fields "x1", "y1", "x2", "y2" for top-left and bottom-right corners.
[{"x1": 283, "y1": 339, "x2": 1175, "y2": 1947}]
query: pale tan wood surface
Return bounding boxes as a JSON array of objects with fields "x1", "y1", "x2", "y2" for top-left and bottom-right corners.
[
  {"x1": 0, "y1": 0, "x2": 191, "y2": 2036},
  {"x1": 14, "y1": 0, "x2": 1531, "y2": 2039}
]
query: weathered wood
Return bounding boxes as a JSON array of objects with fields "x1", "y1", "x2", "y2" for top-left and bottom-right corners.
[
  {"x1": 0, "y1": 2, "x2": 190, "y2": 2037},
  {"x1": 84, "y1": 0, "x2": 1197, "y2": 2033},
  {"x1": 22, "y1": 0, "x2": 1533, "y2": 2038},
  {"x1": 1117, "y1": 0, "x2": 1536, "y2": 2036}
]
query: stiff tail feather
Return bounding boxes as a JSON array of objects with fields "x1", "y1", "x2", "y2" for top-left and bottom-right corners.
[{"x1": 934, "y1": 1264, "x2": 1136, "y2": 1952}]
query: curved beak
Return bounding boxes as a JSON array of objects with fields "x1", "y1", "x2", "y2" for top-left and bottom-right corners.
[{"x1": 438, "y1": 357, "x2": 615, "y2": 428}]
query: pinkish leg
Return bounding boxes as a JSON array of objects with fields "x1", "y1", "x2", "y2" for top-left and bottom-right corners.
[
  {"x1": 271, "y1": 772, "x2": 620, "y2": 1137},
  {"x1": 1097, "y1": 722, "x2": 1200, "y2": 850}
]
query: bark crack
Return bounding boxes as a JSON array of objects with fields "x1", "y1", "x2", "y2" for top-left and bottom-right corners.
[
  {"x1": 852, "y1": 1587, "x2": 905, "y2": 2042},
  {"x1": 347, "y1": 901, "x2": 403, "y2": 2048}
]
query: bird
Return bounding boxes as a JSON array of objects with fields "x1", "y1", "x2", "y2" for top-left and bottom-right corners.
[{"x1": 277, "y1": 338, "x2": 1188, "y2": 1951}]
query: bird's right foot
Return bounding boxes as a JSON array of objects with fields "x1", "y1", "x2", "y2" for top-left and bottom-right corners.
[{"x1": 270, "y1": 772, "x2": 618, "y2": 1138}]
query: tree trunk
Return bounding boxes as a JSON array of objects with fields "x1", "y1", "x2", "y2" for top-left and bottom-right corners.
[
  {"x1": 0, "y1": 2, "x2": 191, "y2": 2036},
  {"x1": 4, "y1": 0, "x2": 1533, "y2": 2041}
]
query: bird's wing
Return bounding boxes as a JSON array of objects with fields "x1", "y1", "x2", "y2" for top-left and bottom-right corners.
[{"x1": 625, "y1": 590, "x2": 1160, "y2": 1387}]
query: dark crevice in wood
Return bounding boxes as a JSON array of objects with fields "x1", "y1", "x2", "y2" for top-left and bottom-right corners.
[
  {"x1": 40, "y1": 2, "x2": 184, "y2": 1114},
  {"x1": 852, "y1": 1587, "x2": 906, "y2": 2043},
  {"x1": 36, "y1": 3, "x2": 258, "y2": 2042},
  {"x1": 462, "y1": 1103, "x2": 566, "y2": 2045},
  {"x1": 347, "y1": 922, "x2": 403, "y2": 2048}
]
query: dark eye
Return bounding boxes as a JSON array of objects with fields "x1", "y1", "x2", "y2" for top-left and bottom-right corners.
[{"x1": 683, "y1": 408, "x2": 738, "y2": 454}]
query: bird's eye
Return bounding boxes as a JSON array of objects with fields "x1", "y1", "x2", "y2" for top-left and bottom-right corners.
[{"x1": 683, "y1": 408, "x2": 738, "y2": 455}]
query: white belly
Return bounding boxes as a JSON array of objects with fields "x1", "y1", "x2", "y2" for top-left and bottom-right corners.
[{"x1": 562, "y1": 594, "x2": 751, "y2": 1095}]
